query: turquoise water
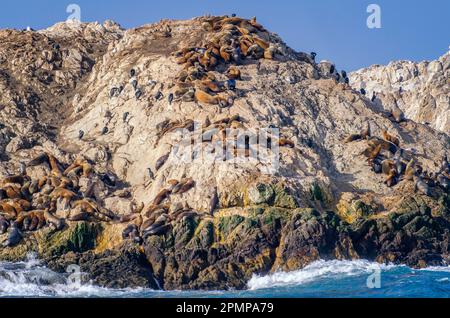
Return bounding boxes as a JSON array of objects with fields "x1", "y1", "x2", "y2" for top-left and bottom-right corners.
[{"x1": 1, "y1": 255, "x2": 449, "y2": 298}]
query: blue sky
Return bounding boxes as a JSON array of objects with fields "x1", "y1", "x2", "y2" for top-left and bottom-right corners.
[{"x1": 0, "y1": 0, "x2": 448, "y2": 71}]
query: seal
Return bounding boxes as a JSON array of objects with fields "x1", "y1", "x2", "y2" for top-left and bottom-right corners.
[
  {"x1": 153, "y1": 189, "x2": 171, "y2": 206},
  {"x1": 414, "y1": 176, "x2": 432, "y2": 196},
  {"x1": 389, "y1": 105, "x2": 405, "y2": 123},
  {"x1": 384, "y1": 168, "x2": 398, "y2": 187},
  {"x1": 155, "y1": 153, "x2": 170, "y2": 171},
  {"x1": 178, "y1": 178, "x2": 196, "y2": 194},
  {"x1": 382, "y1": 131, "x2": 400, "y2": 147},
  {"x1": 44, "y1": 209, "x2": 65, "y2": 231},
  {"x1": 0, "y1": 216, "x2": 9, "y2": 234},
  {"x1": 2, "y1": 222, "x2": 22, "y2": 247}
]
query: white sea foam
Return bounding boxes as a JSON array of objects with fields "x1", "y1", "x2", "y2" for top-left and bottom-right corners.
[
  {"x1": 247, "y1": 260, "x2": 400, "y2": 290},
  {"x1": 0, "y1": 254, "x2": 145, "y2": 298}
]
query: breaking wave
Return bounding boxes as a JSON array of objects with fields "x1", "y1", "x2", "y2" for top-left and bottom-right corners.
[
  {"x1": 1, "y1": 256, "x2": 449, "y2": 297},
  {"x1": 247, "y1": 260, "x2": 398, "y2": 290},
  {"x1": 0, "y1": 254, "x2": 144, "y2": 298}
]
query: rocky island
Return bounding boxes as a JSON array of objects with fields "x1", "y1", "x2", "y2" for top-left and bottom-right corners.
[{"x1": 0, "y1": 16, "x2": 449, "y2": 290}]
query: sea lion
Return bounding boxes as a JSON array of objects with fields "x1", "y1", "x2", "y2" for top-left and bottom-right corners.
[
  {"x1": 385, "y1": 168, "x2": 398, "y2": 187},
  {"x1": 414, "y1": 176, "x2": 432, "y2": 196},
  {"x1": 381, "y1": 160, "x2": 395, "y2": 175},
  {"x1": 44, "y1": 210, "x2": 65, "y2": 231},
  {"x1": 0, "y1": 216, "x2": 9, "y2": 234},
  {"x1": 394, "y1": 158, "x2": 406, "y2": 175},
  {"x1": 390, "y1": 105, "x2": 405, "y2": 123},
  {"x1": 2, "y1": 222, "x2": 22, "y2": 247},
  {"x1": 279, "y1": 139, "x2": 295, "y2": 148},
  {"x1": 366, "y1": 144, "x2": 382, "y2": 164},
  {"x1": 27, "y1": 153, "x2": 49, "y2": 167},
  {"x1": 368, "y1": 137, "x2": 397, "y2": 154},
  {"x1": 152, "y1": 189, "x2": 171, "y2": 206},
  {"x1": 2, "y1": 175, "x2": 25, "y2": 185},
  {"x1": 155, "y1": 153, "x2": 170, "y2": 171},
  {"x1": 382, "y1": 131, "x2": 400, "y2": 147},
  {"x1": 50, "y1": 188, "x2": 77, "y2": 202},
  {"x1": 178, "y1": 178, "x2": 196, "y2": 194},
  {"x1": 372, "y1": 158, "x2": 383, "y2": 174},
  {"x1": 3, "y1": 185, "x2": 21, "y2": 199},
  {"x1": 0, "y1": 202, "x2": 17, "y2": 219},
  {"x1": 122, "y1": 224, "x2": 141, "y2": 243}
]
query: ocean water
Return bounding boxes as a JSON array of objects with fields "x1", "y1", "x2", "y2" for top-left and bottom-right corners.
[{"x1": 1, "y1": 254, "x2": 449, "y2": 298}]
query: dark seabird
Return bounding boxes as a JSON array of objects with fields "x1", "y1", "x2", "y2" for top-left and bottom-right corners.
[
  {"x1": 341, "y1": 70, "x2": 347, "y2": 78},
  {"x1": 135, "y1": 89, "x2": 142, "y2": 100},
  {"x1": 310, "y1": 52, "x2": 317, "y2": 61},
  {"x1": 109, "y1": 87, "x2": 117, "y2": 98},
  {"x1": 232, "y1": 13, "x2": 237, "y2": 17},
  {"x1": 360, "y1": 88, "x2": 366, "y2": 95},
  {"x1": 344, "y1": 77, "x2": 349, "y2": 84},
  {"x1": 147, "y1": 168, "x2": 154, "y2": 180},
  {"x1": 329, "y1": 64, "x2": 335, "y2": 74},
  {"x1": 101, "y1": 127, "x2": 109, "y2": 135},
  {"x1": 123, "y1": 112, "x2": 129, "y2": 122},
  {"x1": 78, "y1": 130, "x2": 84, "y2": 140},
  {"x1": 154, "y1": 91, "x2": 163, "y2": 101},
  {"x1": 168, "y1": 93, "x2": 174, "y2": 105},
  {"x1": 371, "y1": 92, "x2": 376, "y2": 102},
  {"x1": 131, "y1": 79, "x2": 138, "y2": 90},
  {"x1": 335, "y1": 73, "x2": 341, "y2": 82},
  {"x1": 130, "y1": 69, "x2": 136, "y2": 77}
]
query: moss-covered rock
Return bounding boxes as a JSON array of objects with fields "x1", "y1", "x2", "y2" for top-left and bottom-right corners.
[
  {"x1": 273, "y1": 184, "x2": 298, "y2": 209},
  {"x1": 216, "y1": 215, "x2": 245, "y2": 242},
  {"x1": 39, "y1": 222, "x2": 99, "y2": 258},
  {"x1": 246, "y1": 183, "x2": 275, "y2": 205},
  {"x1": 186, "y1": 220, "x2": 214, "y2": 249}
]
